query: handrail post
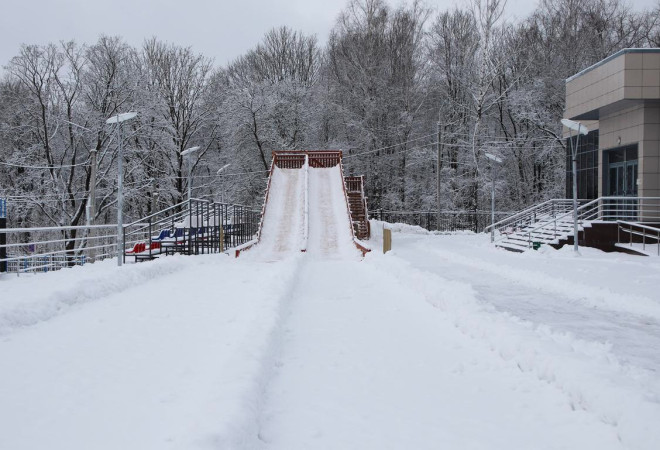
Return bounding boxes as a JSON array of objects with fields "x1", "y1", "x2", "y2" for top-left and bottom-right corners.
[
  {"x1": 188, "y1": 198, "x2": 192, "y2": 256},
  {"x1": 643, "y1": 228, "x2": 646, "y2": 251},
  {"x1": 148, "y1": 218, "x2": 152, "y2": 260}
]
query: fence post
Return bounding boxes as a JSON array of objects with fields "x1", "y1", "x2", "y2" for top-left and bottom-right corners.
[
  {"x1": 383, "y1": 227, "x2": 392, "y2": 254},
  {"x1": 0, "y1": 198, "x2": 6, "y2": 273},
  {"x1": 148, "y1": 218, "x2": 152, "y2": 260},
  {"x1": 188, "y1": 198, "x2": 193, "y2": 256},
  {"x1": 122, "y1": 226, "x2": 126, "y2": 264}
]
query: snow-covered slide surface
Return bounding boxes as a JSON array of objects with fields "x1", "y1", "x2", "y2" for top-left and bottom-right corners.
[
  {"x1": 252, "y1": 162, "x2": 359, "y2": 260},
  {"x1": 306, "y1": 165, "x2": 359, "y2": 258},
  {"x1": 256, "y1": 166, "x2": 306, "y2": 259}
]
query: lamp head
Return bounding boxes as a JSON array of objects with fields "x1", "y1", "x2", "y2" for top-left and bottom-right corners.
[
  {"x1": 106, "y1": 112, "x2": 137, "y2": 124},
  {"x1": 561, "y1": 118, "x2": 589, "y2": 135},
  {"x1": 484, "y1": 152, "x2": 503, "y2": 164},
  {"x1": 181, "y1": 146, "x2": 201, "y2": 157}
]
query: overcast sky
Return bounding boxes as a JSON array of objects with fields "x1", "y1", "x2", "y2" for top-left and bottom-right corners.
[{"x1": 0, "y1": 0, "x2": 657, "y2": 72}]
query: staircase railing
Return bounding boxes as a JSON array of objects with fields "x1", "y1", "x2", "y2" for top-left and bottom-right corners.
[
  {"x1": 345, "y1": 175, "x2": 370, "y2": 239},
  {"x1": 523, "y1": 197, "x2": 602, "y2": 247},
  {"x1": 617, "y1": 221, "x2": 660, "y2": 256},
  {"x1": 508, "y1": 196, "x2": 660, "y2": 249},
  {"x1": 484, "y1": 199, "x2": 577, "y2": 241}
]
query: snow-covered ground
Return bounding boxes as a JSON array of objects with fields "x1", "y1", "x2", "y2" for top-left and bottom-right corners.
[{"x1": 1, "y1": 222, "x2": 659, "y2": 449}]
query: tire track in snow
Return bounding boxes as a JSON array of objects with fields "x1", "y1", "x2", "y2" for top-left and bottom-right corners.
[
  {"x1": 419, "y1": 242, "x2": 660, "y2": 322},
  {"x1": 404, "y1": 240, "x2": 660, "y2": 375},
  {"x1": 368, "y1": 253, "x2": 660, "y2": 449},
  {"x1": 221, "y1": 253, "x2": 307, "y2": 449}
]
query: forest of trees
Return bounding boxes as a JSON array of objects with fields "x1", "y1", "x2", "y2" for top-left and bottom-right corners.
[{"x1": 1, "y1": 0, "x2": 659, "y2": 230}]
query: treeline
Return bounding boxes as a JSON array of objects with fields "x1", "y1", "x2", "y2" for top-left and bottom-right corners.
[{"x1": 1, "y1": 0, "x2": 658, "y2": 229}]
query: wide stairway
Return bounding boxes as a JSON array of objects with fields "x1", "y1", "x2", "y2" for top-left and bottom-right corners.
[
  {"x1": 486, "y1": 197, "x2": 660, "y2": 253},
  {"x1": 490, "y1": 200, "x2": 580, "y2": 252}
]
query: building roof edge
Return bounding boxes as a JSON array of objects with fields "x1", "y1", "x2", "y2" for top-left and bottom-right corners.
[{"x1": 565, "y1": 48, "x2": 660, "y2": 83}]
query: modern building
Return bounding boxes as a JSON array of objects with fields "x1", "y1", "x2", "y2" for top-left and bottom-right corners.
[{"x1": 564, "y1": 48, "x2": 660, "y2": 201}]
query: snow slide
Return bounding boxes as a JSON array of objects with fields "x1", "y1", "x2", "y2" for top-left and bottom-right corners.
[
  {"x1": 256, "y1": 166, "x2": 307, "y2": 258},
  {"x1": 251, "y1": 161, "x2": 359, "y2": 260}
]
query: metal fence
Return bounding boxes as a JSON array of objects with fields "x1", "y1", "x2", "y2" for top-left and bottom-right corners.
[
  {"x1": 123, "y1": 199, "x2": 260, "y2": 263},
  {"x1": 371, "y1": 210, "x2": 514, "y2": 233},
  {"x1": 0, "y1": 199, "x2": 260, "y2": 275},
  {"x1": 1, "y1": 223, "x2": 119, "y2": 274}
]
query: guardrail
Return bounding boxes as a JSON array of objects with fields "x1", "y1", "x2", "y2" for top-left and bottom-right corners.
[
  {"x1": 0, "y1": 224, "x2": 119, "y2": 274},
  {"x1": 617, "y1": 220, "x2": 660, "y2": 256},
  {"x1": 1, "y1": 200, "x2": 260, "y2": 275}
]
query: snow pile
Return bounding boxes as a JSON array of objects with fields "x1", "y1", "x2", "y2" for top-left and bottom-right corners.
[
  {"x1": 0, "y1": 255, "x2": 211, "y2": 335},
  {"x1": 370, "y1": 219, "x2": 476, "y2": 237}
]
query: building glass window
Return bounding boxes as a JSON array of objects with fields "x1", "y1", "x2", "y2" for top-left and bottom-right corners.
[{"x1": 566, "y1": 129, "x2": 599, "y2": 200}]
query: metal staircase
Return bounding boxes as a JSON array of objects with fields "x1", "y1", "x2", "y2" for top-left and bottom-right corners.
[
  {"x1": 344, "y1": 176, "x2": 370, "y2": 240},
  {"x1": 485, "y1": 197, "x2": 660, "y2": 252}
]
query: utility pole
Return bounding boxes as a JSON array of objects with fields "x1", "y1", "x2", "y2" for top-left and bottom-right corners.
[{"x1": 437, "y1": 120, "x2": 442, "y2": 231}]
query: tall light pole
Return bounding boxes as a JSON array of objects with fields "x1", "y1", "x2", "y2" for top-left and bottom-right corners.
[
  {"x1": 217, "y1": 163, "x2": 231, "y2": 203},
  {"x1": 86, "y1": 148, "x2": 98, "y2": 226},
  {"x1": 485, "y1": 152, "x2": 503, "y2": 243},
  {"x1": 561, "y1": 118, "x2": 589, "y2": 254},
  {"x1": 181, "y1": 146, "x2": 201, "y2": 201},
  {"x1": 106, "y1": 111, "x2": 137, "y2": 266}
]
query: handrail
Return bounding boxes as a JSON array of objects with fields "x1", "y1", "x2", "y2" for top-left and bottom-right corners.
[
  {"x1": 617, "y1": 220, "x2": 660, "y2": 256},
  {"x1": 1, "y1": 224, "x2": 117, "y2": 233},
  {"x1": 617, "y1": 220, "x2": 660, "y2": 232},
  {"x1": 255, "y1": 154, "x2": 278, "y2": 243},
  {"x1": 484, "y1": 198, "x2": 559, "y2": 233},
  {"x1": 523, "y1": 197, "x2": 602, "y2": 246},
  {"x1": 124, "y1": 200, "x2": 189, "y2": 227},
  {"x1": 519, "y1": 196, "x2": 660, "y2": 248},
  {"x1": 338, "y1": 159, "x2": 370, "y2": 256}
]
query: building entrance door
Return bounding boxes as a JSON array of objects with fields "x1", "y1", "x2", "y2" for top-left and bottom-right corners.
[
  {"x1": 607, "y1": 159, "x2": 638, "y2": 219},
  {"x1": 608, "y1": 160, "x2": 638, "y2": 196}
]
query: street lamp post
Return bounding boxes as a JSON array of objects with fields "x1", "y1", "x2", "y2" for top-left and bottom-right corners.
[
  {"x1": 106, "y1": 112, "x2": 137, "y2": 267},
  {"x1": 485, "y1": 152, "x2": 503, "y2": 243},
  {"x1": 181, "y1": 146, "x2": 201, "y2": 202},
  {"x1": 561, "y1": 118, "x2": 589, "y2": 254},
  {"x1": 86, "y1": 148, "x2": 98, "y2": 226},
  {"x1": 217, "y1": 163, "x2": 231, "y2": 203}
]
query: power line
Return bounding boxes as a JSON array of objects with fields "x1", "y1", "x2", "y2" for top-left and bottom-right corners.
[
  {"x1": 0, "y1": 159, "x2": 90, "y2": 169},
  {"x1": 343, "y1": 132, "x2": 437, "y2": 159}
]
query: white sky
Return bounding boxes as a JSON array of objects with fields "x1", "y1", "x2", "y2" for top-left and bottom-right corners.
[{"x1": 0, "y1": 0, "x2": 657, "y2": 72}]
